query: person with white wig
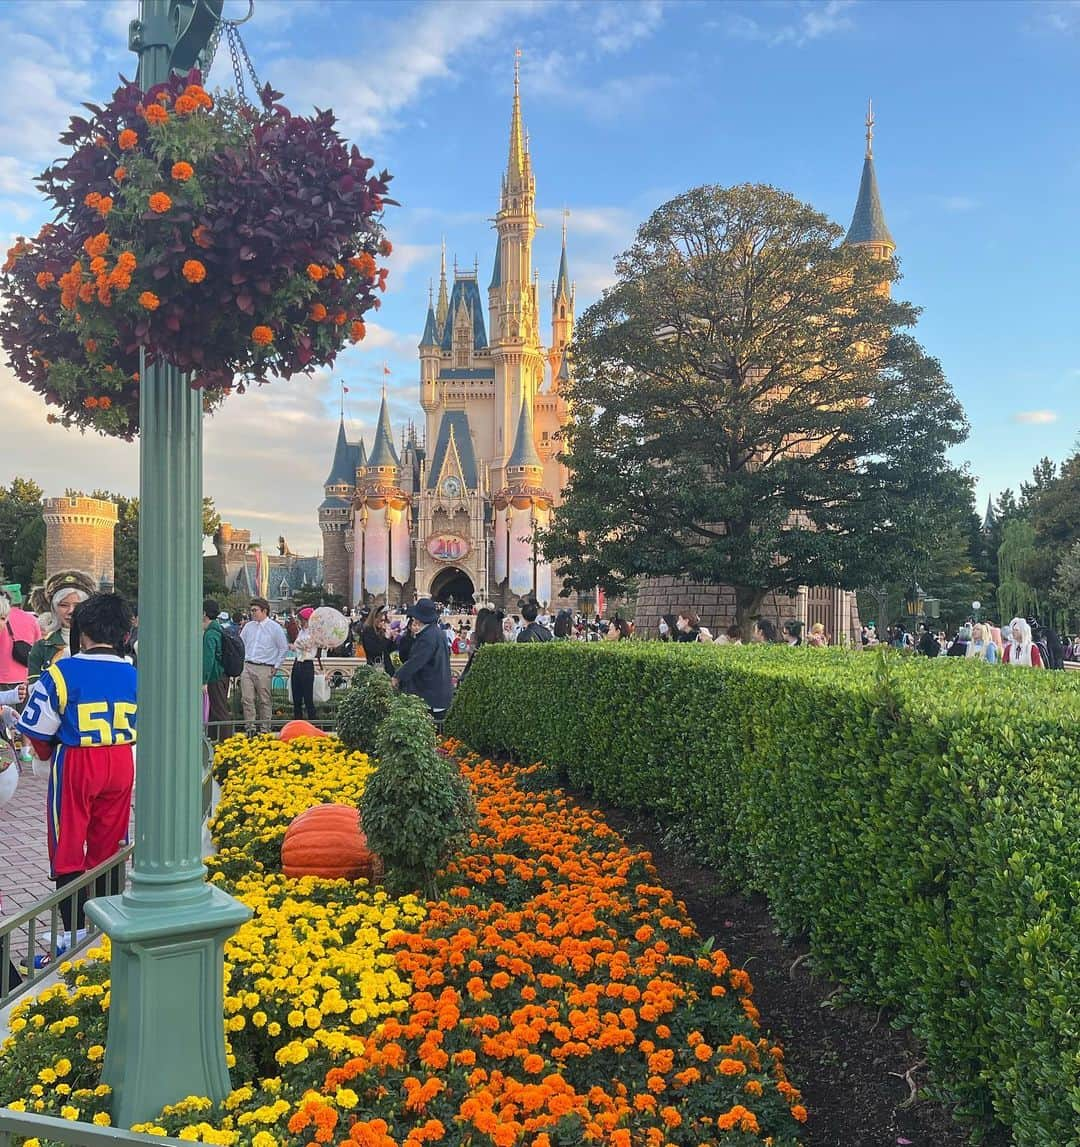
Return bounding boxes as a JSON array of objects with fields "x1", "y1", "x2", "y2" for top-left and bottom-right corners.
[
  {"x1": 965, "y1": 622, "x2": 998, "y2": 664},
  {"x1": 26, "y1": 570, "x2": 97, "y2": 683},
  {"x1": 1001, "y1": 617, "x2": 1043, "y2": 667}
]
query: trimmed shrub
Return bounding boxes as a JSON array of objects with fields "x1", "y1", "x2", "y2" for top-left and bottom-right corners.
[
  {"x1": 336, "y1": 663, "x2": 395, "y2": 753},
  {"x1": 361, "y1": 694, "x2": 475, "y2": 898},
  {"x1": 447, "y1": 642, "x2": 1080, "y2": 1145}
]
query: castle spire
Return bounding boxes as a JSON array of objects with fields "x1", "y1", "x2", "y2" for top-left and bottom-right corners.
[
  {"x1": 554, "y1": 208, "x2": 572, "y2": 302},
  {"x1": 507, "y1": 394, "x2": 542, "y2": 471},
  {"x1": 367, "y1": 388, "x2": 400, "y2": 469},
  {"x1": 436, "y1": 238, "x2": 449, "y2": 331},
  {"x1": 324, "y1": 417, "x2": 355, "y2": 487},
  {"x1": 506, "y1": 50, "x2": 526, "y2": 187},
  {"x1": 845, "y1": 98, "x2": 894, "y2": 251}
]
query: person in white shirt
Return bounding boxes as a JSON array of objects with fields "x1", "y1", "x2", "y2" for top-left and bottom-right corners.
[
  {"x1": 240, "y1": 597, "x2": 289, "y2": 734},
  {"x1": 289, "y1": 606, "x2": 322, "y2": 721}
]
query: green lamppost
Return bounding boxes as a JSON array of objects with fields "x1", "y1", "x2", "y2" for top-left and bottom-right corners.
[{"x1": 85, "y1": 0, "x2": 251, "y2": 1127}]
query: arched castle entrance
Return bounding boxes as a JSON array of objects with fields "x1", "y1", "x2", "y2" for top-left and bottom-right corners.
[{"x1": 429, "y1": 566, "x2": 475, "y2": 606}]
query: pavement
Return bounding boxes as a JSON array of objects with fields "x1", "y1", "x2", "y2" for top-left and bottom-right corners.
[{"x1": 1, "y1": 760, "x2": 54, "y2": 918}]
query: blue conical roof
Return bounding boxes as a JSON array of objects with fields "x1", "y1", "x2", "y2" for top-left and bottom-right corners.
[
  {"x1": 845, "y1": 155, "x2": 894, "y2": 247},
  {"x1": 489, "y1": 235, "x2": 502, "y2": 291},
  {"x1": 324, "y1": 419, "x2": 356, "y2": 486},
  {"x1": 554, "y1": 238, "x2": 571, "y2": 300},
  {"x1": 508, "y1": 396, "x2": 542, "y2": 469},
  {"x1": 420, "y1": 303, "x2": 439, "y2": 348},
  {"x1": 367, "y1": 392, "x2": 400, "y2": 468}
]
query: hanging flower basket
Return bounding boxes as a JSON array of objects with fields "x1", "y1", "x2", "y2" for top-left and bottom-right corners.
[{"x1": 0, "y1": 71, "x2": 394, "y2": 439}]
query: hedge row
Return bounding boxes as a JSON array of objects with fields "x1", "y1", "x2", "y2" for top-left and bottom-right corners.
[{"x1": 446, "y1": 643, "x2": 1080, "y2": 1146}]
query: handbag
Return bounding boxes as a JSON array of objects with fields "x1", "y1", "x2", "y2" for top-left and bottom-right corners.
[
  {"x1": 5, "y1": 621, "x2": 30, "y2": 668},
  {"x1": 0, "y1": 744, "x2": 18, "y2": 807},
  {"x1": 312, "y1": 672, "x2": 331, "y2": 705}
]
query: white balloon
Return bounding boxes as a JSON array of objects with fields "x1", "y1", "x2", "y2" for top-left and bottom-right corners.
[{"x1": 307, "y1": 607, "x2": 350, "y2": 649}]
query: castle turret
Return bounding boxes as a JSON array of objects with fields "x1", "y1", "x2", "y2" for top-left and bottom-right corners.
[
  {"x1": 43, "y1": 495, "x2": 118, "y2": 585},
  {"x1": 356, "y1": 390, "x2": 411, "y2": 604},
  {"x1": 845, "y1": 98, "x2": 895, "y2": 261},
  {"x1": 320, "y1": 417, "x2": 361, "y2": 601},
  {"x1": 420, "y1": 284, "x2": 440, "y2": 413},
  {"x1": 435, "y1": 239, "x2": 449, "y2": 337},
  {"x1": 548, "y1": 212, "x2": 575, "y2": 389}
]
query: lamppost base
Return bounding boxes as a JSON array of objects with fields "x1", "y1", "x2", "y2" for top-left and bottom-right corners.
[{"x1": 86, "y1": 886, "x2": 251, "y2": 1127}]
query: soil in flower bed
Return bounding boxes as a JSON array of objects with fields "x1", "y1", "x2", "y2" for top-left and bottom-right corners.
[{"x1": 592, "y1": 803, "x2": 1013, "y2": 1147}]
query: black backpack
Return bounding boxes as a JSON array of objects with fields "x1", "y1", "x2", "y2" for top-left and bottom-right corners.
[{"x1": 220, "y1": 628, "x2": 246, "y2": 678}]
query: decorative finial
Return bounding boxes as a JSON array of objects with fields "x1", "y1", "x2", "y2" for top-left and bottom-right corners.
[
  {"x1": 428, "y1": 279, "x2": 434, "y2": 305},
  {"x1": 865, "y1": 96, "x2": 874, "y2": 160},
  {"x1": 562, "y1": 207, "x2": 570, "y2": 245}
]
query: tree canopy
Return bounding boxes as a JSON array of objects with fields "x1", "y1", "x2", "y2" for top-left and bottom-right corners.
[{"x1": 544, "y1": 184, "x2": 970, "y2": 631}]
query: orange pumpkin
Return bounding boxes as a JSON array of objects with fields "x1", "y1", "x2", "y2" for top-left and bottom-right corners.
[
  {"x1": 281, "y1": 803, "x2": 382, "y2": 881},
  {"x1": 279, "y1": 719, "x2": 328, "y2": 741}
]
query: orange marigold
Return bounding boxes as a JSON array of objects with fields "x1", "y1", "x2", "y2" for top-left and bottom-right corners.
[
  {"x1": 791, "y1": 1104, "x2": 808, "y2": 1123},
  {"x1": 333, "y1": 310, "x2": 347, "y2": 326},
  {"x1": 332, "y1": 263, "x2": 345, "y2": 279},
  {"x1": 118, "y1": 129, "x2": 138, "y2": 151},
  {"x1": 191, "y1": 225, "x2": 212, "y2": 249},
  {"x1": 83, "y1": 232, "x2": 109, "y2": 258},
  {"x1": 350, "y1": 252, "x2": 376, "y2": 277},
  {"x1": 113, "y1": 166, "x2": 127, "y2": 182},
  {"x1": 173, "y1": 94, "x2": 197, "y2": 115},
  {"x1": 184, "y1": 84, "x2": 213, "y2": 109},
  {"x1": 251, "y1": 325, "x2": 274, "y2": 346},
  {"x1": 97, "y1": 197, "x2": 113, "y2": 216},
  {"x1": 307, "y1": 263, "x2": 326, "y2": 281},
  {"x1": 378, "y1": 238, "x2": 393, "y2": 256},
  {"x1": 35, "y1": 271, "x2": 54, "y2": 288},
  {"x1": 349, "y1": 320, "x2": 366, "y2": 343},
  {"x1": 138, "y1": 291, "x2": 160, "y2": 311},
  {"x1": 98, "y1": 397, "x2": 112, "y2": 410},
  {"x1": 148, "y1": 192, "x2": 172, "y2": 214},
  {"x1": 84, "y1": 192, "x2": 102, "y2": 208},
  {"x1": 718, "y1": 1058, "x2": 746, "y2": 1076},
  {"x1": 182, "y1": 259, "x2": 207, "y2": 284},
  {"x1": 117, "y1": 252, "x2": 137, "y2": 272},
  {"x1": 171, "y1": 161, "x2": 194, "y2": 182},
  {"x1": 142, "y1": 103, "x2": 168, "y2": 125},
  {"x1": 83, "y1": 396, "x2": 99, "y2": 409},
  {"x1": 309, "y1": 302, "x2": 328, "y2": 321},
  {"x1": 89, "y1": 257, "x2": 106, "y2": 274}
]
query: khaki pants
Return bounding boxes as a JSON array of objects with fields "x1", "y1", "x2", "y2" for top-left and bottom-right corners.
[{"x1": 240, "y1": 663, "x2": 274, "y2": 733}]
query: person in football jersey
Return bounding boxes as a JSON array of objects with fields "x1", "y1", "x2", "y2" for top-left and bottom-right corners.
[{"x1": 17, "y1": 593, "x2": 136, "y2": 943}]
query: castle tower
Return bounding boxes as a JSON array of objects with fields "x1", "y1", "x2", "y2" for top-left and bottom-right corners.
[
  {"x1": 319, "y1": 418, "x2": 364, "y2": 601},
  {"x1": 420, "y1": 284, "x2": 440, "y2": 414},
  {"x1": 547, "y1": 213, "x2": 575, "y2": 389},
  {"x1": 489, "y1": 57, "x2": 545, "y2": 484},
  {"x1": 356, "y1": 390, "x2": 411, "y2": 604},
  {"x1": 494, "y1": 396, "x2": 553, "y2": 603},
  {"x1": 435, "y1": 240, "x2": 449, "y2": 336},
  {"x1": 43, "y1": 495, "x2": 118, "y2": 585},
  {"x1": 844, "y1": 98, "x2": 895, "y2": 265}
]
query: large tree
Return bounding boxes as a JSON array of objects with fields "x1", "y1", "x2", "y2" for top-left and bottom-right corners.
[
  {"x1": 0, "y1": 477, "x2": 45, "y2": 592},
  {"x1": 544, "y1": 184, "x2": 970, "y2": 632}
]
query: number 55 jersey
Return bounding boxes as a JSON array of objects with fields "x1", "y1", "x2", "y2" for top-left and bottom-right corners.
[{"x1": 18, "y1": 650, "x2": 136, "y2": 877}]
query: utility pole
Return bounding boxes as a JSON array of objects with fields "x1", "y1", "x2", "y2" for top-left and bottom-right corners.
[{"x1": 87, "y1": 0, "x2": 250, "y2": 1126}]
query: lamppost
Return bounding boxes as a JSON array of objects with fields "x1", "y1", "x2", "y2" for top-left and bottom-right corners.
[
  {"x1": 972, "y1": 600, "x2": 982, "y2": 623},
  {"x1": 86, "y1": 0, "x2": 250, "y2": 1127},
  {"x1": 903, "y1": 581, "x2": 926, "y2": 628}
]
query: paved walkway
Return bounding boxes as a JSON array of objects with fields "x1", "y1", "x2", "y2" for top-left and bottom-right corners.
[{"x1": 1, "y1": 761, "x2": 54, "y2": 915}]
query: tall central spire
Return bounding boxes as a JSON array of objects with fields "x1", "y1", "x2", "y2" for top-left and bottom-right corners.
[
  {"x1": 865, "y1": 96, "x2": 874, "y2": 159},
  {"x1": 435, "y1": 238, "x2": 449, "y2": 332},
  {"x1": 506, "y1": 50, "x2": 526, "y2": 186},
  {"x1": 845, "y1": 97, "x2": 894, "y2": 251}
]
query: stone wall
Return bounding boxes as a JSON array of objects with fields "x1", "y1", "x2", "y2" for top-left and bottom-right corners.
[
  {"x1": 42, "y1": 496, "x2": 117, "y2": 584},
  {"x1": 321, "y1": 529, "x2": 350, "y2": 602}
]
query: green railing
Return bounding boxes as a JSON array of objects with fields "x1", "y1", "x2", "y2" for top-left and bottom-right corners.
[{"x1": 0, "y1": 1109, "x2": 185, "y2": 1147}]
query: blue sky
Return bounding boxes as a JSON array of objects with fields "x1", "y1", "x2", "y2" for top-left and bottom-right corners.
[{"x1": 0, "y1": 0, "x2": 1077, "y2": 552}]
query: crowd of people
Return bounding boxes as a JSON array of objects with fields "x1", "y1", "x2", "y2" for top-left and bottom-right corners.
[{"x1": 859, "y1": 616, "x2": 1074, "y2": 669}]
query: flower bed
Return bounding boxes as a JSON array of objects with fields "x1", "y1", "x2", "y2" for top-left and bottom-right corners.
[{"x1": 1, "y1": 734, "x2": 808, "y2": 1145}]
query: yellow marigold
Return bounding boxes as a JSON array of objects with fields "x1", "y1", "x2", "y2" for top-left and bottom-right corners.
[
  {"x1": 149, "y1": 192, "x2": 172, "y2": 214},
  {"x1": 251, "y1": 325, "x2": 274, "y2": 346},
  {"x1": 139, "y1": 291, "x2": 160, "y2": 311},
  {"x1": 171, "y1": 161, "x2": 194, "y2": 182},
  {"x1": 306, "y1": 263, "x2": 326, "y2": 281},
  {"x1": 182, "y1": 259, "x2": 207, "y2": 284},
  {"x1": 142, "y1": 103, "x2": 168, "y2": 126},
  {"x1": 118, "y1": 129, "x2": 138, "y2": 151}
]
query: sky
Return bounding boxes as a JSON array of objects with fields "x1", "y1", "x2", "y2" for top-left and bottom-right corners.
[{"x1": 0, "y1": 0, "x2": 1078, "y2": 555}]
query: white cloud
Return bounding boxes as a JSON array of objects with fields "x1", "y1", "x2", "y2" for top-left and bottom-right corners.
[
  {"x1": 1011, "y1": 410, "x2": 1058, "y2": 425},
  {"x1": 724, "y1": 0, "x2": 857, "y2": 47},
  {"x1": 590, "y1": 0, "x2": 665, "y2": 54},
  {"x1": 537, "y1": 206, "x2": 635, "y2": 239}
]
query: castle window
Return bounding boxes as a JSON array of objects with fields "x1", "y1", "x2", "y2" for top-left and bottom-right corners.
[
  {"x1": 541, "y1": 430, "x2": 549, "y2": 442},
  {"x1": 560, "y1": 305, "x2": 565, "y2": 319}
]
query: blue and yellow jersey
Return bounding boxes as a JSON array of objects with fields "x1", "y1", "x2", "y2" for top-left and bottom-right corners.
[{"x1": 18, "y1": 652, "x2": 137, "y2": 748}]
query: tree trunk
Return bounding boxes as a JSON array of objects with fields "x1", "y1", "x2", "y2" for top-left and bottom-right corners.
[{"x1": 734, "y1": 585, "x2": 768, "y2": 641}]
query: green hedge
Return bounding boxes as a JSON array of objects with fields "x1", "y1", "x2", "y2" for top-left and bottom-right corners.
[{"x1": 447, "y1": 643, "x2": 1080, "y2": 1146}]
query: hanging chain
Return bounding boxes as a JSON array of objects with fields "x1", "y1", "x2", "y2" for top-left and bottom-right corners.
[{"x1": 225, "y1": 22, "x2": 263, "y2": 107}]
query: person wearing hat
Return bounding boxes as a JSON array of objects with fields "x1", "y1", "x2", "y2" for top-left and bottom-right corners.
[
  {"x1": 289, "y1": 606, "x2": 322, "y2": 721},
  {"x1": 26, "y1": 570, "x2": 98, "y2": 684},
  {"x1": 391, "y1": 597, "x2": 452, "y2": 722}
]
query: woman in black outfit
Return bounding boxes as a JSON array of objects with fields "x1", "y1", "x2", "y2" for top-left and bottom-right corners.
[
  {"x1": 361, "y1": 604, "x2": 396, "y2": 673},
  {"x1": 460, "y1": 607, "x2": 504, "y2": 679}
]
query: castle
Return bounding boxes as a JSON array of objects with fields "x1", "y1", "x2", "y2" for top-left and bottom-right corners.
[
  {"x1": 320, "y1": 78, "x2": 897, "y2": 638},
  {"x1": 320, "y1": 61, "x2": 570, "y2": 608}
]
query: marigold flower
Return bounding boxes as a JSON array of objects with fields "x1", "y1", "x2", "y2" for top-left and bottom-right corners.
[
  {"x1": 83, "y1": 232, "x2": 109, "y2": 258},
  {"x1": 333, "y1": 263, "x2": 344, "y2": 279},
  {"x1": 83, "y1": 396, "x2": 98, "y2": 409},
  {"x1": 251, "y1": 325, "x2": 274, "y2": 346},
  {"x1": 97, "y1": 196, "x2": 113, "y2": 216},
  {"x1": 791, "y1": 1104, "x2": 808, "y2": 1123},
  {"x1": 309, "y1": 302, "x2": 327, "y2": 321},
  {"x1": 138, "y1": 291, "x2": 160, "y2": 311},
  {"x1": 192, "y1": 225, "x2": 212, "y2": 249},
  {"x1": 84, "y1": 192, "x2": 102, "y2": 208},
  {"x1": 173, "y1": 94, "x2": 197, "y2": 115},
  {"x1": 350, "y1": 252, "x2": 376, "y2": 278},
  {"x1": 117, "y1": 251, "x2": 137, "y2": 272},
  {"x1": 142, "y1": 103, "x2": 168, "y2": 125},
  {"x1": 184, "y1": 84, "x2": 213, "y2": 109},
  {"x1": 349, "y1": 320, "x2": 366, "y2": 343},
  {"x1": 113, "y1": 166, "x2": 127, "y2": 182},
  {"x1": 333, "y1": 310, "x2": 347, "y2": 326},
  {"x1": 85, "y1": 339, "x2": 98, "y2": 353},
  {"x1": 182, "y1": 259, "x2": 206, "y2": 284},
  {"x1": 718, "y1": 1057, "x2": 746, "y2": 1075},
  {"x1": 118, "y1": 129, "x2": 138, "y2": 151},
  {"x1": 98, "y1": 397, "x2": 112, "y2": 410},
  {"x1": 171, "y1": 161, "x2": 194, "y2": 182},
  {"x1": 307, "y1": 263, "x2": 326, "y2": 281},
  {"x1": 35, "y1": 271, "x2": 54, "y2": 288},
  {"x1": 378, "y1": 238, "x2": 393, "y2": 256},
  {"x1": 148, "y1": 192, "x2": 172, "y2": 214}
]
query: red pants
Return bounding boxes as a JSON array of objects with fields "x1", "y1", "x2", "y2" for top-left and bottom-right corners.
[{"x1": 47, "y1": 744, "x2": 134, "y2": 878}]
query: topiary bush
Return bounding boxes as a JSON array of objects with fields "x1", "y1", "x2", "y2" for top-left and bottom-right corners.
[
  {"x1": 336, "y1": 664, "x2": 395, "y2": 753},
  {"x1": 361, "y1": 695, "x2": 475, "y2": 898},
  {"x1": 447, "y1": 642, "x2": 1080, "y2": 1146}
]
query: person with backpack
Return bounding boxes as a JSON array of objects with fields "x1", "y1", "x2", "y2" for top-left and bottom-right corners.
[
  {"x1": 0, "y1": 586, "x2": 40, "y2": 690},
  {"x1": 202, "y1": 598, "x2": 233, "y2": 741},
  {"x1": 516, "y1": 600, "x2": 553, "y2": 643}
]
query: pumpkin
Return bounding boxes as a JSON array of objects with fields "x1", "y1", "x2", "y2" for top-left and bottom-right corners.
[
  {"x1": 279, "y1": 719, "x2": 329, "y2": 741},
  {"x1": 281, "y1": 803, "x2": 382, "y2": 881}
]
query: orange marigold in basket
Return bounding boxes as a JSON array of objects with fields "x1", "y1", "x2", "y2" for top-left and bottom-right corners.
[
  {"x1": 333, "y1": 310, "x2": 347, "y2": 326},
  {"x1": 142, "y1": 103, "x2": 168, "y2": 126},
  {"x1": 182, "y1": 259, "x2": 207, "y2": 284},
  {"x1": 97, "y1": 196, "x2": 113, "y2": 216},
  {"x1": 98, "y1": 397, "x2": 112, "y2": 410},
  {"x1": 89, "y1": 257, "x2": 106, "y2": 274},
  {"x1": 350, "y1": 252, "x2": 376, "y2": 277},
  {"x1": 83, "y1": 396, "x2": 99, "y2": 409},
  {"x1": 35, "y1": 271, "x2": 54, "y2": 288},
  {"x1": 184, "y1": 83, "x2": 213, "y2": 109},
  {"x1": 138, "y1": 291, "x2": 160, "y2": 311},
  {"x1": 349, "y1": 320, "x2": 366, "y2": 343},
  {"x1": 148, "y1": 192, "x2": 172, "y2": 214},
  {"x1": 306, "y1": 263, "x2": 326, "y2": 281},
  {"x1": 84, "y1": 192, "x2": 102, "y2": 208},
  {"x1": 251, "y1": 325, "x2": 274, "y2": 346},
  {"x1": 118, "y1": 129, "x2": 138, "y2": 151},
  {"x1": 171, "y1": 161, "x2": 194, "y2": 182},
  {"x1": 191, "y1": 224, "x2": 212, "y2": 249},
  {"x1": 83, "y1": 232, "x2": 109, "y2": 258},
  {"x1": 113, "y1": 166, "x2": 127, "y2": 182},
  {"x1": 117, "y1": 251, "x2": 137, "y2": 272},
  {"x1": 309, "y1": 302, "x2": 328, "y2": 321},
  {"x1": 378, "y1": 238, "x2": 393, "y2": 256},
  {"x1": 173, "y1": 94, "x2": 197, "y2": 115}
]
